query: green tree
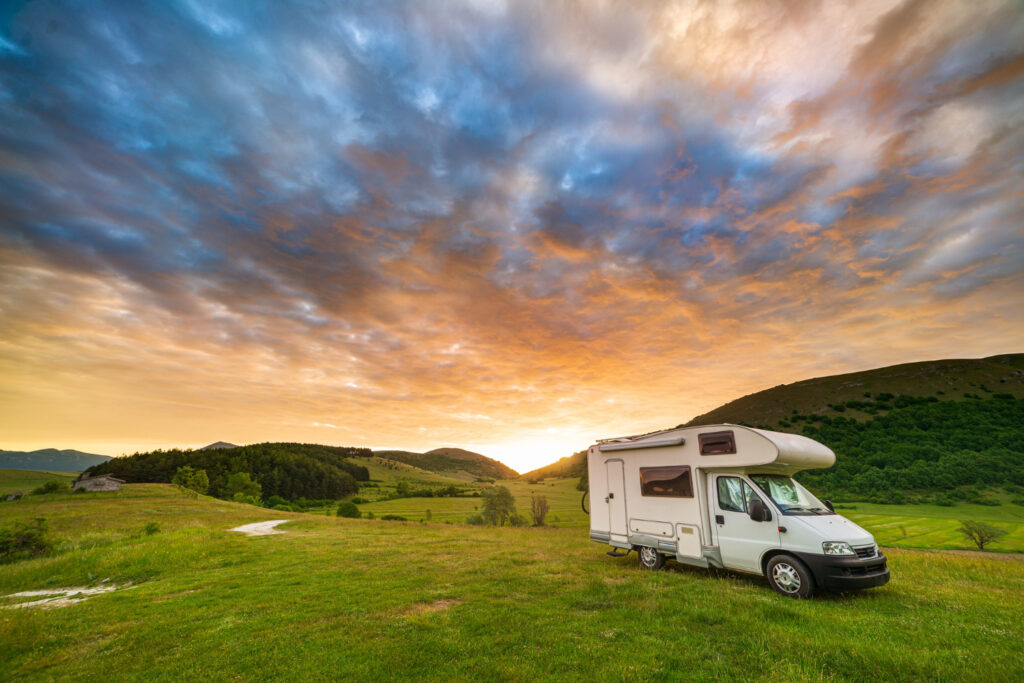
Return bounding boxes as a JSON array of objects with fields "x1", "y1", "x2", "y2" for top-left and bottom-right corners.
[
  {"x1": 957, "y1": 520, "x2": 1008, "y2": 550},
  {"x1": 223, "y1": 472, "x2": 261, "y2": 500},
  {"x1": 337, "y1": 501, "x2": 360, "y2": 518},
  {"x1": 171, "y1": 466, "x2": 209, "y2": 494},
  {"x1": 530, "y1": 494, "x2": 549, "y2": 526},
  {"x1": 481, "y1": 485, "x2": 516, "y2": 526}
]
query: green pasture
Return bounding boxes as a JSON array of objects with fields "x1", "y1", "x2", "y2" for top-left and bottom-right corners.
[
  {"x1": 0, "y1": 469, "x2": 78, "y2": 496},
  {"x1": 2, "y1": 484, "x2": 1023, "y2": 681}
]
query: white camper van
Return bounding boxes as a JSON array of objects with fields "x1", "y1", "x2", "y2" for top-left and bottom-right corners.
[{"x1": 587, "y1": 424, "x2": 889, "y2": 598}]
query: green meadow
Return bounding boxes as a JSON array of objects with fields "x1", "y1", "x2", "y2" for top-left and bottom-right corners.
[
  {"x1": 0, "y1": 470, "x2": 78, "y2": 496},
  {"x1": 358, "y1": 477, "x2": 1024, "y2": 553},
  {"x1": 2, "y1": 484, "x2": 1023, "y2": 681}
]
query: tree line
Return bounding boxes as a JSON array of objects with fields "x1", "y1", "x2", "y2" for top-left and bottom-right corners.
[{"x1": 84, "y1": 442, "x2": 371, "y2": 501}]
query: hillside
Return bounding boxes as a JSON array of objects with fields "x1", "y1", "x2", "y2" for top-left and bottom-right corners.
[
  {"x1": 519, "y1": 451, "x2": 586, "y2": 481},
  {"x1": 0, "y1": 448, "x2": 112, "y2": 471},
  {"x1": 685, "y1": 353, "x2": 1024, "y2": 427},
  {"x1": 1, "y1": 484, "x2": 1022, "y2": 679},
  {"x1": 85, "y1": 442, "x2": 373, "y2": 501},
  {"x1": 372, "y1": 447, "x2": 518, "y2": 480},
  {"x1": 677, "y1": 353, "x2": 1024, "y2": 502}
]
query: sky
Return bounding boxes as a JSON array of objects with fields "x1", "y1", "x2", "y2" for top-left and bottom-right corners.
[{"x1": 1, "y1": 0, "x2": 1022, "y2": 473}]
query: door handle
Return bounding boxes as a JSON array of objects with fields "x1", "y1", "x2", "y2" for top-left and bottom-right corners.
[
  {"x1": 605, "y1": 492, "x2": 614, "y2": 503},
  {"x1": 715, "y1": 514, "x2": 724, "y2": 525}
]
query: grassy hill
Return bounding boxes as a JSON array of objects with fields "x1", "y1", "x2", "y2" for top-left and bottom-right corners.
[
  {"x1": 519, "y1": 451, "x2": 586, "y2": 481},
  {"x1": 1, "y1": 484, "x2": 1022, "y2": 679},
  {"x1": 0, "y1": 448, "x2": 112, "y2": 471},
  {"x1": 372, "y1": 447, "x2": 517, "y2": 480},
  {"x1": 0, "y1": 470, "x2": 77, "y2": 496},
  {"x1": 685, "y1": 353, "x2": 1024, "y2": 427}
]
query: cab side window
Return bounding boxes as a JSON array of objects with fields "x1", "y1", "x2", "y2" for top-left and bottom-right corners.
[
  {"x1": 742, "y1": 481, "x2": 766, "y2": 515},
  {"x1": 717, "y1": 476, "x2": 745, "y2": 512}
]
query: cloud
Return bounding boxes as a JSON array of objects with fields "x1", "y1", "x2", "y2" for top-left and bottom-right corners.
[{"x1": 0, "y1": 0, "x2": 1021, "y2": 470}]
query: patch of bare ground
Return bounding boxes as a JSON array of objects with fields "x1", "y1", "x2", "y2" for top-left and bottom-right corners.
[{"x1": 401, "y1": 598, "x2": 462, "y2": 617}]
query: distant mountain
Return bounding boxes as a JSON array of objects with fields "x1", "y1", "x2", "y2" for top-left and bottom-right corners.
[
  {"x1": 0, "y1": 448, "x2": 112, "y2": 472},
  {"x1": 684, "y1": 353, "x2": 1024, "y2": 429},
  {"x1": 198, "y1": 441, "x2": 239, "y2": 450},
  {"x1": 372, "y1": 447, "x2": 518, "y2": 479}
]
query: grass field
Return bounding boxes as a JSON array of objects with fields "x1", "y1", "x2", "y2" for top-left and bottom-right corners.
[
  {"x1": 359, "y1": 477, "x2": 1024, "y2": 553},
  {"x1": 2, "y1": 484, "x2": 1022, "y2": 681},
  {"x1": 2, "y1": 483, "x2": 1024, "y2": 679},
  {"x1": 0, "y1": 469, "x2": 78, "y2": 495}
]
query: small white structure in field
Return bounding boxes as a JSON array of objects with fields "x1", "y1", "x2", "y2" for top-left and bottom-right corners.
[
  {"x1": 73, "y1": 473, "x2": 125, "y2": 492},
  {"x1": 587, "y1": 424, "x2": 889, "y2": 598}
]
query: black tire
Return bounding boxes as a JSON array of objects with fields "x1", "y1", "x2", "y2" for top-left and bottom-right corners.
[
  {"x1": 766, "y1": 554, "x2": 814, "y2": 598},
  {"x1": 638, "y1": 546, "x2": 665, "y2": 570}
]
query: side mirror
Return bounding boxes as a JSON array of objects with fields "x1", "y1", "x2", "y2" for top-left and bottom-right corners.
[
  {"x1": 748, "y1": 498, "x2": 772, "y2": 523},
  {"x1": 824, "y1": 499, "x2": 834, "y2": 512}
]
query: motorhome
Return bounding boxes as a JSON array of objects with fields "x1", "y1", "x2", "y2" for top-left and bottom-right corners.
[{"x1": 587, "y1": 424, "x2": 889, "y2": 598}]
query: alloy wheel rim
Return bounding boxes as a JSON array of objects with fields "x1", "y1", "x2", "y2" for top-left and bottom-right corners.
[
  {"x1": 772, "y1": 563, "x2": 801, "y2": 592},
  {"x1": 641, "y1": 547, "x2": 657, "y2": 566}
]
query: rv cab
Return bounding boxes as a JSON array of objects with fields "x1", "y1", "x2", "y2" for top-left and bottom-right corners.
[{"x1": 587, "y1": 425, "x2": 890, "y2": 598}]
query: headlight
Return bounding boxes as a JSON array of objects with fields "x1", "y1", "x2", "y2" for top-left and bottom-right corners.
[{"x1": 822, "y1": 541, "x2": 855, "y2": 556}]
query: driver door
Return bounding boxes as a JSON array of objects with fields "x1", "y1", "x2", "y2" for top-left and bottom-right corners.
[{"x1": 711, "y1": 475, "x2": 780, "y2": 572}]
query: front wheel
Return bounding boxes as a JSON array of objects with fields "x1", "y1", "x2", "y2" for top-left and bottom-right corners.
[
  {"x1": 638, "y1": 546, "x2": 665, "y2": 570},
  {"x1": 766, "y1": 554, "x2": 814, "y2": 598}
]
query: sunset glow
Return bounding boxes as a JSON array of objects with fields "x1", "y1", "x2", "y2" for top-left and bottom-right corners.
[{"x1": 1, "y1": 1, "x2": 1022, "y2": 472}]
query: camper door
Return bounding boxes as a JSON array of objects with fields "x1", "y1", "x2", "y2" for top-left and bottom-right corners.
[{"x1": 606, "y1": 460, "x2": 628, "y2": 542}]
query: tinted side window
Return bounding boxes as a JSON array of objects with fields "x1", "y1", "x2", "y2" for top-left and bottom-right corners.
[
  {"x1": 717, "y1": 476, "x2": 745, "y2": 512},
  {"x1": 640, "y1": 466, "x2": 693, "y2": 498},
  {"x1": 699, "y1": 430, "x2": 736, "y2": 455}
]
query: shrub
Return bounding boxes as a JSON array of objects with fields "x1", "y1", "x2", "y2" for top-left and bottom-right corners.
[
  {"x1": 1011, "y1": 497, "x2": 1024, "y2": 506},
  {"x1": 935, "y1": 498, "x2": 955, "y2": 507},
  {"x1": 0, "y1": 518, "x2": 54, "y2": 563},
  {"x1": 32, "y1": 480, "x2": 66, "y2": 495},
  {"x1": 974, "y1": 499, "x2": 1002, "y2": 506},
  {"x1": 465, "y1": 514, "x2": 484, "y2": 525},
  {"x1": 381, "y1": 515, "x2": 406, "y2": 521},
  {"x1": 350, "y1": 497, "x2": 370, "y2": 505},
  {"x1": 509, "y1": 513, "x2": 529, "y2": 527},
  {"x1": 530, "y1": 494, "x2": 549, "y2": 526},
  {"x1": 337, "y1": 501, "x2": 360, "y2": 518},
  {"x1": 265, "y1": 495, "x2": 287, "y2": 508},
  {"x1": 144, "y1": 522, "x2": 161, "y2": 535},
  {"x1": 171, "y1": 466, "x2": 209, "y2": 495}
]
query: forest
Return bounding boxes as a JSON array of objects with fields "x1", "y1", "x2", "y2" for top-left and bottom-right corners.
[
  {"x1": 790, "y1": 395, "x2": 1023, "y2": 502},
  {"x1": 84, "y1": 442, "x2": 371, "y2": 501}
]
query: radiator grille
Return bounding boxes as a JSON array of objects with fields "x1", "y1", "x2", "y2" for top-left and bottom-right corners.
[{"x1": 854, "y1": 545, "x2": 877, "y2": 559}]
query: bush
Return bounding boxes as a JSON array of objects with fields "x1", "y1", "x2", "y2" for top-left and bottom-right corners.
[
  {"x1": 337, "y1": 501, "x2": 360, "y2": 518},
  {"x1": 974, "y1": 499, "x2": 1002, "y2": 506},
  {"x1": 509, "y1": 513, "x2": 529, "y2": 527},
  {"x1": 265, "y1": 495, "x2": 288, "y2": 508},
  {"x1": 1011, "y1": 497, "x2": 1024, "y2": 506},
  {"x1": 144, "y1": 522, "x2": 161, "y2": 535},
  {"x1": 272, "y1": 504, "x2": 293, "y2": 511},
  {"x1": 465, "y1": 514, "x2": 484, "y2": 525},
  {"x1": 32, "y1": 480, "x2": 66, "y2": 495},
  {"x1": 935, "y1": 498, "x2": 955, "y2": 507},
  {"x1": 381, "y1": 515, "x2": 406, "y2": 521},
  {"x1": 0, "y1": 518, "x2": 54, "y2": 563},
  {"x1": 350, "y1": 497, "x2": 370, "y2": 505}
]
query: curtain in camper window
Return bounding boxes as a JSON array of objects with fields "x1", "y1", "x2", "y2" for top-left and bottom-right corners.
[{"x1": 717, "y1": 476, "x2": 745, "y2": 512}]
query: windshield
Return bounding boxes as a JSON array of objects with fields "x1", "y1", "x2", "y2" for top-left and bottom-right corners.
[{"x1": 748, "y1": 474, "x2": 834, "y2": 516}]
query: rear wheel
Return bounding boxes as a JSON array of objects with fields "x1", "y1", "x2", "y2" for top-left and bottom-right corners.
[
  {"x1": 766, "y1": 554, "x2": 814, "y2": 598},
  {"x1": 638, "y1": 546, "x2": 665, "y2": 570}
]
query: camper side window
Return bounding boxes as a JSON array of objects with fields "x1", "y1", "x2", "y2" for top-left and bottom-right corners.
[
  {"x1": 639, "y1": 466, "x2": 693, "y2": 498},
  {"x1": 717, "y1": 476, "x2": 745, "y2": 512},
  {"x1": 699, "y1": 430, "x2": 736, "y2": 455}
]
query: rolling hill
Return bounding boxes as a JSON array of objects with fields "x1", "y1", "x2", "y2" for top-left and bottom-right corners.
[
  {"x1": 0, "y1": 448, "x2": 112, "y2": 471},
  {"x1": 673, "y1": 353, "x2": 1024, "y2": 502},
  {"x1": 372, "y1": 447, "x2": 518, "y2": 480},
  {"x1": 519, "y1": 451, "x2": 586, "y2": 481},
  {"x1": 684, "y1": 353, "x2": 1024, "y2": 428}
]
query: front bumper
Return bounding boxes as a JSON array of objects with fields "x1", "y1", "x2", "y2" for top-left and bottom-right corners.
[{"x1": 794, "y1": 550, "x2": 890, "y2": 591}]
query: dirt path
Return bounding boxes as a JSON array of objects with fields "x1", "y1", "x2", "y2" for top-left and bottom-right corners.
[{"x1": 230, "y1": 520, "x2": 290, "y2": 536}]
